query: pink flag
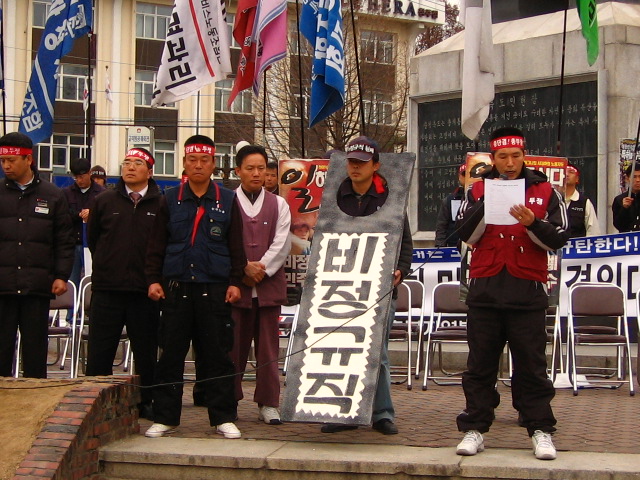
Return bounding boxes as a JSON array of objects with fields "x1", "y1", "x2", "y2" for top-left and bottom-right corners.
[{"x1": 252, "y1": 0, "x2": 287, "y2": 94}]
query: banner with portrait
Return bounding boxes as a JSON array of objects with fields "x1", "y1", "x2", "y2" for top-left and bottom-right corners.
[{"x1": 279, "y1": 159, "x2": 329, "y2": 305}]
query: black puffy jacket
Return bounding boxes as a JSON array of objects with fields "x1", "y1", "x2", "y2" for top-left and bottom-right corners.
[{"x1": 0, "y1": 173, "x2": 74, "y2": 297}]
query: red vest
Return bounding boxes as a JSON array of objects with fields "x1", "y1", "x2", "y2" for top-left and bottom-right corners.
[
  {"x1": 469, "y1": 181, "x2": 552, "y2": 283},
  {"x1": 235, "y1": 191, "x2": 287, "y2": 308}
]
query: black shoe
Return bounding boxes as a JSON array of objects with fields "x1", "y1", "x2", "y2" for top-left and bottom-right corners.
[
  {"x1": 138, "y1": 403, "x2": 154, "y2": 421},
  {"x1": 372, "y1": 419, "x2": 398, "y2": 435},
  {"x1": 321, "y1": 424, "x2": 359, "y2": 433}
]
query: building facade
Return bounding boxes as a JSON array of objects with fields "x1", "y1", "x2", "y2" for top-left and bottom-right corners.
[{"x1": 2, "y1": 0, "x2": 443, "y2": 183}]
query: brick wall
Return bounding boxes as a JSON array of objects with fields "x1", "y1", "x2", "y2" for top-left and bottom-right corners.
[{"x1": 12, "y1": 376, "x2": 140, "y2": 480}]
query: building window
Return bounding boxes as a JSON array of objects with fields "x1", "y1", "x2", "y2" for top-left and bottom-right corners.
[
  {"x1": 136, "y1": 2, "x2": 173, "y2": 40},
  {"x1": 288, "y1": 24, "x2": 313, "y2": 56},
  {"x1": 135, "y1": 70, "x2": 156, "y2": 106},
  {"x1": 364, "y1": 93, "x2": 393, "y2": 125},
  {"x1": 226, "y1": 14, "x2": 241, "y2": 50},
  {"x1": 57, "y1": 64, "x2": 92, "y2": 102},
  {"x1": 152, "y1": 141, "x2": 176, "y2": 177},
  {"x1": 33, "y1": 135, "x2": 87, "y2": 172},
  {"x1": 215, "y1": 79, "x2": 252, "y2": 114},
  {"x1": 361, "y1": 31, "x2": 395, "y2": 64},
  {"x1": 33, "y1": 0, "x2": 50, "y2": 27},
  {"x1": 213, "y1": 144, "x2": 237, "y2": 179},
  {"x1": 291, "y1": 88, "x2": 310, "y2": 119}
]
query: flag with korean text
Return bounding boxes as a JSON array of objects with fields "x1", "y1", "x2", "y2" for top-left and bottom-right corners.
[
  {"x1": 300, "y1": 0, "x2": 345, "y2": 127},
  {"x1": 460, "y1": 0, "x2": 494, "y2": 141},
  {"x1": 18, "y1": 0, "x2": 92, "y2": 144},
  {"x1": 228, "y1": 0, "x2": 258, "y2": 107},
  {"x1": 252, "y1": 0, "x2": 287, "y2": 94},
  {"x1": 576, "y1": 0, "x2": 599, "y2": 66},
  {"x1": 152, "y1": 0, "x2": 232, "y2": 106}
]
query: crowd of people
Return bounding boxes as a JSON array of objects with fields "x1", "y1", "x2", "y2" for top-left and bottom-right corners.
[{"x1": 1, "y1": 126, "x2": 638, "y2": 459}]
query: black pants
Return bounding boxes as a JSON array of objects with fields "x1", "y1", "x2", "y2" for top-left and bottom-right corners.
[
  {"x1": 0, "y1": 295, "x2": 50, "y2": 378},
  {"x1": 86, "y1": 291, "x2": 159, "y2": 405},
  {"x1": 456, "y1": 306, "x2": 556, "y2": 436},
  {"x1": 152, "y1": 282, "x2": 237, "y2": 427}
]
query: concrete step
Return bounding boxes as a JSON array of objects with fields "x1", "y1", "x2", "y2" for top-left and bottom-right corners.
[{"x1": 100, "y1": 436, "x2": 640, "y2": 480}]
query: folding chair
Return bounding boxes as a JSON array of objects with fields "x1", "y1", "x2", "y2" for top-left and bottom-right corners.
[
  {"x1": 74, "y1": 279, "x2": 132, "y2": 376},
  {"x1": 389, "y1": 280, "x2": 425, "y2": 390},
  {"x1": 282, "y1": 304, "x2": 300, "y2": 377},
  {"x1": 47, "y1": 281, "x2": 78, "y2": 378},
  {"x1": 13, "y1": 282, "x2": 78, "y2": 378},
  {"x1": 567, "y1": 282, "x2": 635, "y2": 396},
  {"x1": 421, "y1": 281, "x2": 468, "y2": 390}
]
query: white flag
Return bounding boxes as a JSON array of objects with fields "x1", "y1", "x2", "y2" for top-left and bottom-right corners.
[
  {"x1": 105, "y1": 71, "x2": 113, "y2": 103},
  {"x1": 151, "y1": 0, "x2": 232, "y2": 107},
  {"x1": 461, "y1": 0, "x2": 495, "y2": 141},
  {"x1": 83, "y1": 77, "x2": 89, "y2": 111}
]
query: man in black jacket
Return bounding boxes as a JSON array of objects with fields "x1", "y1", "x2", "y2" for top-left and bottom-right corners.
[
  {"x1": 612, "y1": 163, "x2": 640, "y2": 232},
  {"x1": 86, "y1": 147, "x2": 162, "y2": 419},
  {"x1": 321, "y1": 136, "x2": 413, "y2": 436},
  {"x1": 0, "y1": 132, "x2": 74, "y2": 378},
  {"x1": 435, "y1": 163, "x2": 466, "y2": 247},
  {"x1": 63, "y1": 157, "x2": 104, "y2": 306}
]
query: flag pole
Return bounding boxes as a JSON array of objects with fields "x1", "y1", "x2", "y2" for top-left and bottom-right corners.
[
  {"x1": 0, "y1": 1, "x2": 6, "y2": 136},
  {"x1": 556, "y1": 1, "x2": 569, "y2": 157},
  {"x1": 196, "y1": 91, "x2": 201, "y2": 135},
  {"x1": 294, "y1": 0, "x2": 306, "y2": 157},
  {"x1": 262, "y1": 70, "x2": 267, "y2": 137},
  {"x1": 86, "y1": 30, "x2": 93, "y2": 162},
  {"x1": 628, "y1": 114, "x2": 640, "y2": 198},
  {"x1": 347, "y1": 0, "x2": 366, "y2": 135}
]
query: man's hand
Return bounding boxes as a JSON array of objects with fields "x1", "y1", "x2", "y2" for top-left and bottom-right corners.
[
  {"x1": 509, "y1": 204, "x2": 535, "y2": 227},
  {"x1": 244, "y1": 261, "x2": 266, "y2": 284},
  {"x1": 622, "y1": 197, "x2": 634, "y2": 209},
  {"x1": 148, "y1": 283, "x2": 165, "y2": 301},
  {"x1": 79, "y1": 209, "x2": 90, "y2": 221},
  {"x1": 226, "y1": 286, "x2": 241, "y2": 303},
  {"x1": 51, "y1": 279, "x2": 68, "y2": 296},
  {"x1": 392, "y1": 269, "x2": 403, "y2": 287}
]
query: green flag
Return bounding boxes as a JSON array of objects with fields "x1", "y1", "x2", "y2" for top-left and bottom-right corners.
[{"x1": 576, "y1": 0, "x2": 599, "y2": 66}]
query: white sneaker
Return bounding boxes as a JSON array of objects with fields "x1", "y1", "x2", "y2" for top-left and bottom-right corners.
[
  {"x1": 532, "y1": 430, "x2": 557, "y2": 460},
  {"x1": 216, "y1": 422, "x2": 242, "y2": 439},
  {"x1": 258, "y1": 406, "x2": 282, "y2": 425},
  {"x1": 145, "y1": 423, "x2": 177, "y2": 438},
  {"x1": 456, "y1": 430, "x2": 484, "y2": 456}
]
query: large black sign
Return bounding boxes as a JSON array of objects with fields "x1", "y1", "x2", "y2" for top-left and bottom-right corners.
[{"x1": 417, "y1": 81, "x2": 598, "y2": 231}]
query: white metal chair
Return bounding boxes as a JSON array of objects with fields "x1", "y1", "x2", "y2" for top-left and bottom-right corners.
[
  {"x1": 282, "y1": 304, "x2": 300, "y2": 377},
  {"x1": 567, "y1": 282, "x2": 635, "y2": 396},
  {"x1": 13, "y1": 281, "x2": 78, "y2": 378},
  {"x1": 389, "y1": 279, "x2": 425, "y2": 390},
  {"x1": 74, "y1": 278, "x2": 132, "y2": 376},
  {"x1": 421, "y1": 281, "x2": 468, "y2": 390}
]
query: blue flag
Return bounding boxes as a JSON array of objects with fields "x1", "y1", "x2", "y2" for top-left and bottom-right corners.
[
  {"x1": 19, "y1": 0, "x2": 92, "y2": 144},
  {"x1": 300, "y1": 0, "x2": 345, "y2": 127}
]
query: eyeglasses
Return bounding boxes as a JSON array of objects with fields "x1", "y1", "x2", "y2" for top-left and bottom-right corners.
[{"x1": 122, "y1": 159, "x2": 146, "y2": 168}]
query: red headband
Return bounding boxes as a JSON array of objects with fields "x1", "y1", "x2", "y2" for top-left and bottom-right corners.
[
  {"x1": 126, "y1": 148, "x2": 154, "y2": 166},
  {"x1": 490, "y1": 136, "x2": 525, "y2": 151},
  {"x1": 566, "y1": 165, "x2": 579, "y2": 175},
  {"x1": 0, "y1": 147, "x2": 32, "y2": 156},
  {"x1": 185, "y1": 144, "x2": 215, "y2": 155}
]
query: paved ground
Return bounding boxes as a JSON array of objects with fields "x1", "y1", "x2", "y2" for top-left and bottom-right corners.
[{"x1": 138, "y1": 376, "x2": 640, "y2": 455}]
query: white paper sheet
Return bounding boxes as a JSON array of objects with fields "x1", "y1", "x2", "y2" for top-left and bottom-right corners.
[{"x1": 484, "y1": 178, "x2": 525, "y2": 225}]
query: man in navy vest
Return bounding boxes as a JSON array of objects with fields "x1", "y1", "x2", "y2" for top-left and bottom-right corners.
[
  {"x1": 455, "y1": 127, "x2": 569, "y2": 460},
  {"x1": 564, "y1": 164, "x2": 599, "y2": 238},
  {"x1": 230, "y1": 144, "x2": 291, "y2": 425},
  {"x1": 145, "y1": 135, "x2": 246, "y2": 439}
]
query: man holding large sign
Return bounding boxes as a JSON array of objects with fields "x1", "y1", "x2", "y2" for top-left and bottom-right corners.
[
  {"x1": 281, "y1": 138, "x2": 413, "y2": 433},
  {"x1": 455, "y1": 127, "x2": 569, "y2": 461}
]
